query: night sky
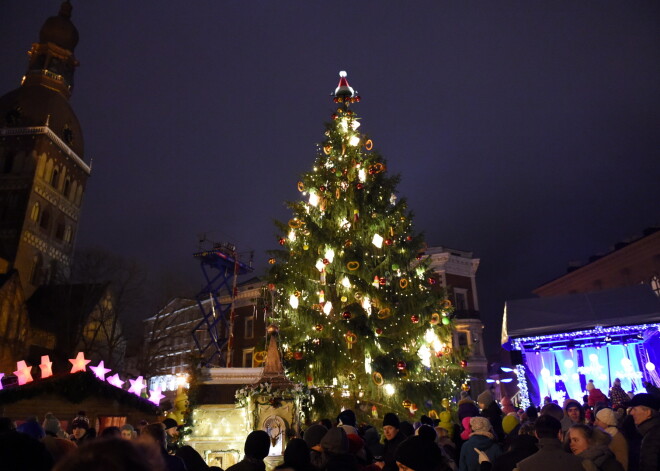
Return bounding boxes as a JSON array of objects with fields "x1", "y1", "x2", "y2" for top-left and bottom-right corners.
[{"x1": 2, "y1": 1, "x2": 659, "y2": 355}]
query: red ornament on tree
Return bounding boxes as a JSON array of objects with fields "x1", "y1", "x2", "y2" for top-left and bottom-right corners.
[
  {"x1": 461, "y1": 360, "x2": 468, "y2": 368},
  {"x1": 410, "y1": 314, "x2": 420, "y2": 323},
  {"x1": 397, "y1": 361, "x2": 407, "y2": 371},
  {"x1": 294, "y1": 352, "x2": 304, "y2": 360},
  {"x1": 435, "y1": 351, "x2": 444, "y2": 358},
  {"x1": 406, "y1": 235, "x2": 413, "y2": 241},
  {"x1": 279, "y1": 238, "x2": 286, "y2": 246},
  {"x1": 356, "y1": 183, "x2": 364, "y2": 190},
  {"x1": 315, "y1": 324, "x2": 324, "y2": 332},
  {"x1": 342, "y1": 311, "x2": 352, "y2": 320},
  {"x1": 384, "y1": 239, "x2": 393, "y2": 246},
  {"x1": 428, "y1": 277, "x2": 436, "y2": 285},
  {"x1": 375, "y1": 328, "x2": 383, "y2": 336},
  {"x1": 319, "y1": 186, "x2": 326, "y2": 192},
  {"x1": 323, "y1": 258, "x2": 330, "y2": 265},
  {"x1": 379, "y1": 277, "x2": 386, "y2": 286}
]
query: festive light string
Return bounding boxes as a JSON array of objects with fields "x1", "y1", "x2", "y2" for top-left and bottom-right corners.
[{"x1": 0, "y1": 352, "x2": 165, "y2": 406}]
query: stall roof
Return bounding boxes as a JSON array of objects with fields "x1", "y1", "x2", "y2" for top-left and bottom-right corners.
[{"x1": 501, "y1": 284, "x2": 660, "y2": 345}]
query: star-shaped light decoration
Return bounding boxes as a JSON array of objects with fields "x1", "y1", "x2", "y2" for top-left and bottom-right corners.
[
  {"x1": 39, "y1": 355, "x2": 53, "y2": 378},
  {"x1": 0, "y1": 373, "x2": 4, "y2": 390},
  {"x1": 148, "y1": 388, "x2": 165, "y2": 405},
  {"x1": 107, "y1": 373, "x2": 124, "y2": 389},
  {"x1": 90, "y1": 361, "x2": 111, "y2": 381},
  {"x1": 128, "y1": 376, "x2": 146, "y2": 396},
  {"x1": 14, "y1": 360, "x2": 33, "y2": 385},
  {"x1": 69, "y1": 352, "x2": 91, "y2": 373}
]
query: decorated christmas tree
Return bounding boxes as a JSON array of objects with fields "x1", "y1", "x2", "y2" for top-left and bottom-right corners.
[{"x1": 268, "y1": 72, "x2": 467, "y2": 419}]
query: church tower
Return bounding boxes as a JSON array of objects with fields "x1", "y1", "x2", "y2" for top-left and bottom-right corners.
[{"x1": 0, "y1": 1, "x2": 91, "y2": 297}]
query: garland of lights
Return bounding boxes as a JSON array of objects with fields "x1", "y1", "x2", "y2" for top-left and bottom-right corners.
[{"x1": 0, "y1": 352, "x2": 165, "y2": 406}]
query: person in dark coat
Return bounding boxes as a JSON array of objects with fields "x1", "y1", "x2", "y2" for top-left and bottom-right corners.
[
  {"x1": 176, "y1": 445, "x2": 213, "y2": 471},
  {"x1": 477, "y1": 390, "x2": 505, "y2": 442},
  {"x1": 54, "y1": 438, "x2": 164, "y2": 471},
  {"x1": 628, "y1": 393, "x2": 660, "y2": 471},
  {"x1": 302, "y1": 423, "x2": 327, "y2": 470},
  {"x1": 395, "y1": 435, "x2": 451, "y2": 471},
  {"x1": 275, "y1": 438, "x2": 314, "y2": 471},
  {"x1": 516, "y1": 415, "x2": 583, "y2": 471},
  {"x1": 379, "y1": 413, "x2": 407, "y2": 471},
  {"x1": 320, "y1": 426, "x2": 360, "y2": 471},
  {"x1": 139, "y1": 423, "x2": 187, "y2": 471},
  {"x1": 489, "y1": 433, "x2": 538, "y2": 471},
  {"x1": 226, "y1": 430, "x2": 271, "y2": 471}
]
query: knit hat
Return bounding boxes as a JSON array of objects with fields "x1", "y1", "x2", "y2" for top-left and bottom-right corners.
[
  {"x1": 586, "y1": 380, "x2": 595, "y2": 391},
  {"x1": 477, "y1": 390, "x2": 494, "y2": 407},
  {"x1": 337, "y1": 409, "x2": 357, "y2": 427},
  {"x1": 564, "y1": 399, "x2": 581, "y2": 412},
  {"x1": 303, "y1": 424, "x2": 328, "y2": 448},
  {"x1": 162, "y1": 418, "x2": 178, "y2": 430},
  {"x1": 395, "y1": 436, "x2": 444, "y2": 471},
  {"x1": 383, "y1": 412, "x2": 400, "y2": 428},
  {"x1": 629, "y1": 393, "x2": 660, "y2": 411},
  {"x1": 71, "y1": 412, "x2": 90, "y2": 430},
  {"x1": 121, "y1": 424, "x2": 135, "y2": 433},
  {"x1": 244, "y1": 430, "x2": 271, "y2": 459},
  {"x1": 502, "y1": 414, "x2": 520, "y2": 435},
  {"x1": 460, "y1": 417, "x2": 472, "y2": 441},
  {"x1": 43, "y1": 413, "x2": 61, "y2": 435},
  {"x1": 320, "y1": 426, "x2": 349, "y2": 454},
  {"x1": 469, "y1": 417, "x2": 493, "y2": 438},
  {"x1": 596, "y1": 408, "x2": 617, "y2": 427},
  {"x1": 415, "y1": 424, "x2": 437, "y2": 442}
]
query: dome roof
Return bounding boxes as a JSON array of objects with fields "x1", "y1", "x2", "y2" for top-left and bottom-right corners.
[{"x1": 39, "y1": 1, "x2": 79, "y2": 52}]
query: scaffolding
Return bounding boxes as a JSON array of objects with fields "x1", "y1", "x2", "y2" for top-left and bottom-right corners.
[{"x1": 191, "y1": 242, "x2": 253, "y2": 366}]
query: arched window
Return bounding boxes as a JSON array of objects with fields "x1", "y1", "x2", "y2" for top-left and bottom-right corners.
[
  {"x1": 55, "y1": 222, "x2": 65, "y2": 240},
  {"x1": 51, "y1": 167, "x2": 60, "y2": 189},
  {"x1": 40, "y1": 210, "x2": 50, "y2": 230},
  {"x1": 63, "y1": 178, "x2": 71, "y2": 198},
  {"x1": 75, "y1": 186, "x2": 83, "y2": 206},
  {"x1": 30, "y1": 202, "x2": 40, "y2": 222},
  {"x1": 64, "y1": 225, "x2": 73, "y2": 244}
]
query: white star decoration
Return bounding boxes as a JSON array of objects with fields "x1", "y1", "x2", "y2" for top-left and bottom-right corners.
[
  {"x1": 148, "y1": 388, "x2": 165, "y2": 405},
  {"x1": 128, "y1": 376, "x2": 146, "y2": 396},
  {"x1": 90, "y1": 361, "x2": 111, "y2": 381}
]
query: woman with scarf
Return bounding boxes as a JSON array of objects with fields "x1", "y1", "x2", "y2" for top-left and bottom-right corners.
[{"x1": 566, "y1": 424, "x2": 624, "y2": 471}]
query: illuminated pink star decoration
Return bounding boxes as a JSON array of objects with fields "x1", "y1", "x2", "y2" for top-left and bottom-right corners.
[
  {"x1": 107, "y1": 373, "x2": 124, "y2": 389},
  {"x1": 69, "y1": 352, "x2": 91, "y2": 373},
  {"x1": 90, "y1": 361, "x2": 111, "y2": 381},
  {"x1": 148, "y1": 388, "x2": 165, "y2": 405},
  {"x1": 128, "y1": 376, "x2": 146, "y2": 396},
  {"x1": 39, "y1": 355, "x2": 53, "y2": 378},
  {"x1": 0, "y1": 373, "x2": 4, "y2": 390},
  {"x1": 14, "y1": 360, "x2": 33, "y2": 385}
]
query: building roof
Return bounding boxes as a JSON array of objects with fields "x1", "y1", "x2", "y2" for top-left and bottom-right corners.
[{"x1": 501, "y1": 283, "x2": 660, "y2": 344}]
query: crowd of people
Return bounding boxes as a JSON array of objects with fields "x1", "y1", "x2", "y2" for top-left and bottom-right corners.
[{"x1": 0, "y1": 380, "x2": 659, "y2": 471}]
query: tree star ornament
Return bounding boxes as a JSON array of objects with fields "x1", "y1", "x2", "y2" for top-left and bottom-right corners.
[
  {"x1": 14, "y1": 360, "x2": 33, "y2": 385},
  {"x1": 128, "y1": 376, "x2": 146, "y2": 396},
  {"x1": 148, "y1": 388, "x2": 165, "y2": 405},
  {"x1": 39, "y1": 355, "x2": 53, "y2": 378},
  {"x1": 90, "y1": 360, "x2": 112, "y2": 381},
  {"x1": 107, "y1": 373, "x2": 124, "y2": 389},
  {"x1": 69, "y1": 352, "x2": 91, "y2": 373}
]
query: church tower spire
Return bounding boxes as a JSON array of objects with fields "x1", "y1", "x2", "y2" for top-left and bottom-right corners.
[{"x1": 0, "y1": 1, "x2": 91, "y2": 296}]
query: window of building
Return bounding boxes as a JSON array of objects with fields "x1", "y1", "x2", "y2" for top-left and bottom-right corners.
[
  {"x1": 2, "y1": 153, "x2": 14, "y2": 173},
  {"x1": 55, "y1": 223, "x2": 65, "y2": 240},
  {"x1": 454, "y1": 288, "x2": 468, "y2": 312},
  {"x1": 244, "y1": 316, "x2": 254, "y2": 339},
  {"x1": 40, "y1": 210, "x2": 50, "y2": 230},
  {"x1": 51, "y1": 168, "x2": 59, "y2": 189},
  {"x1": 30, "y1": 202, "x2": 40, "y2": 222},
  {"x1": 457, "y1": 332, "x2": 468, "y2": 347},
  {"x1": 242, "y1": 348, "x2": 254, "y2": 367},
  {"x1": 29, "y1": 255, "x2": 42, "y2": 285},
  {"x1": 64, "y1": 225, "x2": 72, "y2": 243},
  {"x1": 63, "y1": 178, "x2": 71, "y2": 198}
]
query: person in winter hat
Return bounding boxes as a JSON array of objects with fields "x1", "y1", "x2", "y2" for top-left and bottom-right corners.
[
  {"x1": 460, "y1": 416, "x2": 472, "y2": 441},
  {"x1": 609, "y1": 379, "x2": 630, "y2": 410},
  {"x1": 226, "y1": 430, "x2": 271, "y2": 471},
  {"x1": 43, "y1": 413, "x2": 64, "y2": 438},
  {"x1": 395, "y1": 435, "x2": 449, "y2": 471},
  {"x1": 381, "y1": 413, "x2": 406, "y2": 471},
  {"x1": 561, "y1": 399, "x2": 585, "y2": 432},
  {"x1": 459, "y1": 417, "x2": 502, "y2": 471},
  {"x1": 628, "y1": 393, "x2": 660, "y2": 471},
  {"x1": 594, "y1": 408, "x2": 628, "y2": 470},
  {"x1": 320, "y1": 427, "x2": 360, "y2": 471},
  {"x1": 566, "y1": 424, "x2": 624, "y2": 471},
  {"x1": 303, "y1": 423, "x2": 327, "y2": 469},
  {"x1": 586, "y1": 380, "x2": 609, "y2": 408},
  {"x1": 478, "y1": 389, "x2": 505, "y2": 441},
  {"x1": 274, "y1": 438, "x2": 315, "y2": 471}
]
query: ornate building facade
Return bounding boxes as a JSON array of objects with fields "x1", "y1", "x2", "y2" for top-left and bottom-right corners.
[{"x1": 0, "y1": 1, "x2": 90, "y2": 297}]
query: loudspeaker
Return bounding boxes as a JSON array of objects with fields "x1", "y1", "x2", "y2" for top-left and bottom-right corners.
[{"x1": 510, "y1": 350, "x2": 523, "y2": 365}]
